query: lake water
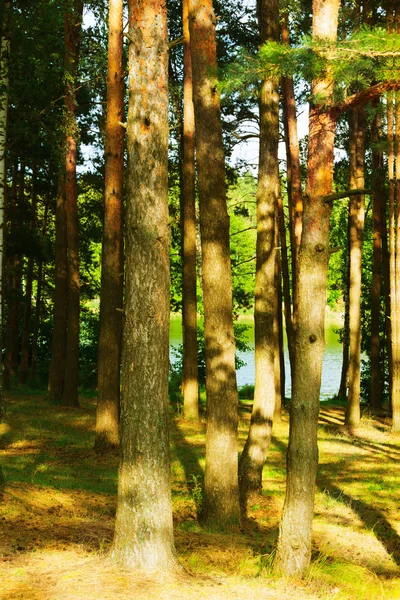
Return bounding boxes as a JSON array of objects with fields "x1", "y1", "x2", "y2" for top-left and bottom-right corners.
[{"x1": 170, "y1": 312, "x2": 345, "y2": 400}]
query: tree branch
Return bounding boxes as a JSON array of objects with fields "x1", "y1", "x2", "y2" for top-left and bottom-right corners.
[
  {"x1": 169, "y1": 36, "x2": 184, "y2": 49},
  {"x1": 232, "y1": 132, "x2": 260, "y2": 141},
  {"x1": 332, "y1": 81, "x2": 400, "y2": 116},
  {"x1": 123, "y1": 32, "x2": 134, "y2": 44},
  {"x1": 230, "y1": 226, "x2": 256, "y2": 236},
  {"x1": 232, "y1": 256, "x2": 256, "y2": 268},
  {"x1": 322, "y1": 188, "x2": 373, "y2": 204}
]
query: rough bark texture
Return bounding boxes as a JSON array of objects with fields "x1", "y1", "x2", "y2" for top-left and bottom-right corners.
[
  {"x1": 60, "y1": 0, "x2": 83, "y2": 408},
  {"x1": 238, "y1": 0, "x2": 279, "y2": 515},
  {"x1": 370, "y1": 103, "x2": 384, "y2": 409},
  {"x1": 95, "y1": 0, "x2": 124, "y2": 450},
  {"x1": 182, "y1": 0, "x2": 199, "y2": 421},
  {"x1": 274, "y1": 0, "x2": 340, "y2": 578},
  {"x1": 48, "y1": 174, "x2": 68, "y2": 403},
  {"x1": 188, "y1": 0, "x2": 240, "y2": 528},
  {"x1": 345, "y1": 108, "x2": 366, "y2": 429},
  {"x1": 108, "y1": 0, "x2": 178, "y2": 571}
]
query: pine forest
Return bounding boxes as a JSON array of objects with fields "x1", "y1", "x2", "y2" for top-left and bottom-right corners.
[{"x1": 0, "y1": 0, "x2": 400, "y2": 598}]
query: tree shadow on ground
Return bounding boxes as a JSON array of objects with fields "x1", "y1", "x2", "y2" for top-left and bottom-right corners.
[
  {"x1": 316, "y1": 475, "x2": 400, "y2": 567},
  {"x1": 170, "y1": 419, "x2": 204, "y2": 488},
  {"x1": 318, "y1": 426, "x2": 400, "y2": 460}
]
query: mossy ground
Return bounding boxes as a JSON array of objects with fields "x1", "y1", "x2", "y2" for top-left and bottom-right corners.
[{"x1": 0, "y1": 393, "x2": 399, "y2": 599}]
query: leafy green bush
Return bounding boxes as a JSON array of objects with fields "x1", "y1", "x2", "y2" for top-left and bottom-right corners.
[{"x1": 238, "y1": 384, "x2": 254, "y2": 399}]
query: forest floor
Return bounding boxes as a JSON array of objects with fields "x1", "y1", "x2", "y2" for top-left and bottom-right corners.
[{"x1": 0, "y1": 393, "x2": 399, "y2": 600}]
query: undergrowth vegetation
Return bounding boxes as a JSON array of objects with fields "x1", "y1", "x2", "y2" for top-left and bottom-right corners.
[{"x1": 0, "y1": 394, "x2": 399, "y2": 599}]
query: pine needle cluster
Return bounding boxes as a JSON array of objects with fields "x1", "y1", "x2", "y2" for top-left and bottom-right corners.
[{"x1": 221, "y1": 26, "x2": 400, "y2": 103}]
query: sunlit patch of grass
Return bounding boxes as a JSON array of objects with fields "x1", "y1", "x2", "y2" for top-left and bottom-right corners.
[
  {"x1": 175, "y1": 531, "x2": 261, "y2": 577},
  {"x1": 0, "y1": 422, "x2": 11, "y2": 436},
  {"x1": 306, "y1": 557, "x2": 396, "y2": 600},
  {"x1": 1, "y1": 397, "x2": 400, "y2": 600},
  {"x1": 313, "y1": 518, "x2": 399, "y2": 575}
]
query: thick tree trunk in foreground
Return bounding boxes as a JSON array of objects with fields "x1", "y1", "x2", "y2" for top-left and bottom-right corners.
[
  {"x1": 345, "y1": 108, "x2": 366, "y2": 429},
  {"x1": 274, "y1": 0, "x2": 340, "y2": 578},
  {"x1": 238, "y1": 0, "x2": 279, "y2": 515},
  {"x1": 48, "y1": 174, "x2": 68, "y2": 402},
  {"x1": 95, "y1": 0, "x2": 124, "y2": 450},
  {"x1": 109, "y1": 0, "x2": 178, "y2": 571},
  {"x1": 60, "y1": 0, "x2": 83, "y2": 407},
  {"x1": 188, "y1": 0, "x2": 240, "y2": 528},
  {"x1": 181, "y1": 0, "x2": 199, "y2": 421}
]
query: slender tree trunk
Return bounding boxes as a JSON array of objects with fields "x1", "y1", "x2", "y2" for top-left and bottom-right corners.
[
  {"x1": 182, "y1": 0, "x2": 199, "y2": 421},
  {"x1": 388, "y1": 89, "x2": 396, "y2": 417},
  {"x1": 48, "y1": 174, "x2": 68, "y2": 402},
  {"x1": 371, "y1": 101, "x2": 391, "y2": 410},
  {"x1": 277, "y1": 193, "x2": 295, "y2": 376},
  {"x1": 4, "y1": 160, "x2": 17, "y2": 391},
  {"x1": 30, "y1": 263, "x2": 43, "y2": 383},
  {"x1": 188, "y1": 0, "x2": 240, "y2": 528},
  {"x1": 0, "y1": 0, "x2": 11, "y2": 426},
  {"x1": 274, "y1": 222, "x2": 284, "y2": 422},
  {"x1": 31, "y1": 195, "x2": 49, "y2": 384},
  {"x1": 274, "y1": 0, "x2": 340, "y2": 578},
  {"x1": 345, "y1": 107, "x2": 366, "y2": 429},
  {"x1": 393, "y1": 92, "x2": 400, "y2": 431},
  {"x1": 386, "y1": 0, "x2": 400, "y2": 430},
  {"x1": 20, "y1": 162, "x2": 38, "y2": 384},
  {"x1": 60, "y1": 0, "x2": 83, "y2": 407},
  {"x1": 5, "y1": 161, "x2": 24, "y2": 387},
  {"x1": 238, "y1": 0, "x2": 279, "y2": 515},
  {"x1": 382, "y1": 142, "x2": 392, "y2": 408},
  {"x1": 109, "y1": 0, "x2": 178, "y2": 571},
  {"x1": 19, "y1": 258, "x2": 33, "y2": 384},
  {"x1": 390, "y1": 0, "x2": 400, "y2": 430},
  {"x1": 338, "y1": 246, "x2": 350, "y2": 398},
  {"x1": 281, "y1": 12, "x2": 302, "y2": 334},
  {"x1": 95, "y1": 0, "x2": 124, "y2": 450}
]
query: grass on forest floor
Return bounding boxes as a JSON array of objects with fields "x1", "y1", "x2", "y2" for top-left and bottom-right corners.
[{"x1": 0, "y1": 393, "x2": 399, "y2": 600}]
